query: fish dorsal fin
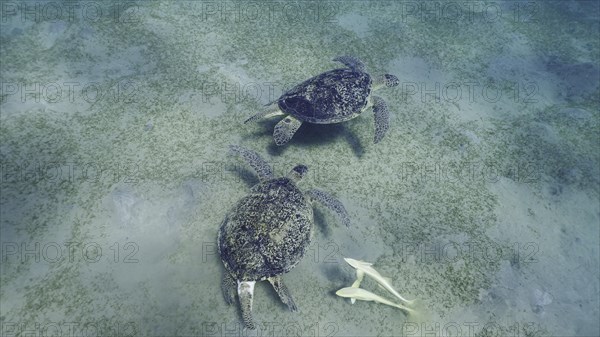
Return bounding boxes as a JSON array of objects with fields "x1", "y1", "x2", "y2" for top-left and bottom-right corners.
[
  {"x1": 350, "y1": 270, "x2": 365, "y2": 304},
  {"x1": 355, "y1": 270, "x2": 365, "y2": 282}
]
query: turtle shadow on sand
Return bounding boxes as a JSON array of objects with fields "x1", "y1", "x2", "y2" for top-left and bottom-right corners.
[
  {"x1": 242, "y1": 118, "x2": 365, "y2": 157},
  {"x1": 290, "y1": 123, "x2": 365, "y2": 157},
  {"x1": 313, "y1": 208, "x2": 334, "y2": 237},
  {"x1": 261, "y1": 122, "x2": 365, "y2": 158},
  {"x1": 226, "y1": 164, "x2": 258, "y2": 189}
]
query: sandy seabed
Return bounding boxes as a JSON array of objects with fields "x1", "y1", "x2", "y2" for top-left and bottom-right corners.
[{"x1": 1, "y1": 1, "x2": 598, "y2": 336}]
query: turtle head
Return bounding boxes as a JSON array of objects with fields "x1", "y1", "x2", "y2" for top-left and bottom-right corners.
[
  {"x1": 374, "y1": 74, "x2": 399, "y2": 89},
  {"x1": 287, "y1": 164, "x2": 308, "y2": 182},
  {"x1": 383, "y1": 74, "x2": 399, "y2": 87}
]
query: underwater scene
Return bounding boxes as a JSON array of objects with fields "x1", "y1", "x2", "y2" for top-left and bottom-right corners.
[{"x1": 1, "y1": 1, "x2": 599, "y2": 336}]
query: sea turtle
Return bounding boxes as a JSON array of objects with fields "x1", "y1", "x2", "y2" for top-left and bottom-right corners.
[
  {"x1": 245, "y1": 56, "x2": 399, "y2": 145},
  {"x1": 218, "y1": 145, "x2": 350, "y2": 330}
]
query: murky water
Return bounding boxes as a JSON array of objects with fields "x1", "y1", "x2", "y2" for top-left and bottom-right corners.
[{"x1": 1, "y1": 1, "x2": 598, "y2": 336}]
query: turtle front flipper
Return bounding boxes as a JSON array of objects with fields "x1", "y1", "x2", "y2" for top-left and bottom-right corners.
[
  {"x1": 230, "y1": 145, "x2": 274, "y2": 181},
  {"x1": 238, "y1": 281, "x2": 257, "y2": 330},
  {"x1": 372, "y1": 96, "x2": 390, "y2": 144},
  {"x1": 268, "y1": 276, "x2": 298, "y2": 312},
  {"x1": 222, "y1": 272, "x2": 237, "y2": 305},
  {"x1": 273, "y1": 116, "x2": 302, "y2": 146},
  {"x1": 307, "y1": 189, "x2": 351, "y2": 228},
  {"x1": 333, "y1": 56, "x2": 366, "y2": 72}
]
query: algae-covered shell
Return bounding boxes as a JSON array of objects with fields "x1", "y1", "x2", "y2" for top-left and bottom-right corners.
[{"x1": 218, "y1": 177, "x2": 314, "y2": 281}]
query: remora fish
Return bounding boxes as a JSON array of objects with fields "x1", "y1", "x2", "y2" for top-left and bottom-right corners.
[
  {"x1": 344, "y1": 258, "x2": 414, "y2": 305},
  {"x1": 336, "y1": 287, "x2": 413, "y2": 313}
]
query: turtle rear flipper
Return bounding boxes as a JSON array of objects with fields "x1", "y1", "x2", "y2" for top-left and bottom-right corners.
[
  {"x1": 273, "y1": 116, "x2": 302, "y2": 146},
  {"x1": 222, "y1": 272, "x2": 236, "y2": 305},
  {"x1": 238, "y1": 281, "x2": 257, "y2": 330},
  {"x1": 333, "y1": 56, "x2": 366, "y2": 72},
  {"x1": 307, "y1": 189, "x2": 351, "y2": 228},
  {"x1": 268, "y1": 276, "x2": 298, "y2": 312},
  {"x1": 372, "y1": 96, "x2": 389, "y2": 144},
  {"x1": 244, "y1": 108, "x2": 284, "y2": 124}
]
